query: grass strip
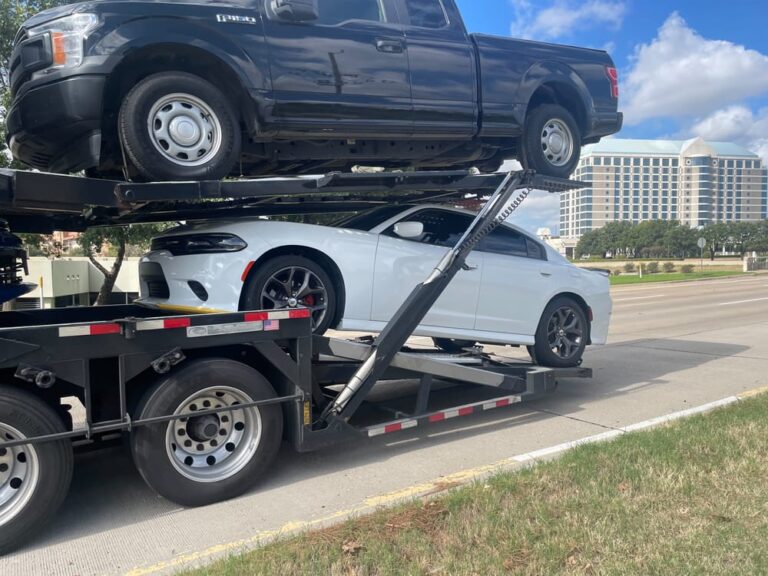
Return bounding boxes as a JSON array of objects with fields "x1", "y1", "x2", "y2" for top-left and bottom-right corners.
[
  {"x1": 610, "y1": 271, "x2": 745, "y2": 285},
  {"x1": 188, "y1": 393, "x2": 768, "y2": 576}
]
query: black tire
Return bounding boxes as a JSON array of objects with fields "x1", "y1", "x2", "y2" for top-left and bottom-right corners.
[
  {"x1": 433, "y1": 338, "x2": 475, "y2": 353},
  {"x1": 242, "y1": 255, "x2": 337, "y2": 335},
  {"x1": 520, "y1": 103, "x2": 581, "y2": 178},
  {"x1": 0, "y1": 386, "x2": 73, "y2": 555},
  {"x1": 532, "y1": 297, "x2": 589, "y2": 368},
  {"x1": 118, "y1": 72, "x2": 241, "y2": 182},
  {"x1": 130, "y1": 359, "x2": 282, "y2": 507}
]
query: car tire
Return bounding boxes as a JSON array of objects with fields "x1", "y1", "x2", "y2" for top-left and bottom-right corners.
[
  {"x1": 520, "y1": 104, "x2": 581, "y2": 179},
  {"x1": 130, "y1": 359, "x2": 283, "y2": 507},
  {"x1": 241, "y1": 255, "x2": 337, "y2": 335},
  {"x1": 433, "y1": 338, "x2": 475, "y2": 353},
  {"x1": 118, "y1": 72, "x2": 241, "y2": 182},
  {"x1": 0, "y1": 386, "x2": 74, "y2": 555},
  {"x1": 532, "y1": 296, "x2": 588, "y2": 368}
]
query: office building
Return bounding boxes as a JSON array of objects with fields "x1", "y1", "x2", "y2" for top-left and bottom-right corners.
[{"x1": 560, "y1": 137, "x2": 767, "y2": 238}]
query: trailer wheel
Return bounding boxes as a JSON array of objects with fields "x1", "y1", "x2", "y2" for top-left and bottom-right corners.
[
  {"x1": 0, "y1": 386, "x2": 73, "y2": 555},
  {"x1": 130, "y1": 359, "x2": 282, "y2": 507}
]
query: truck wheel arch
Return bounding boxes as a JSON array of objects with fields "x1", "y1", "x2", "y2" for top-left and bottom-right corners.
[
  {"x1": 521, "y1": 63, "x2": 594, "y2": 134},
  {"x1": 101, "y1": 43, "x2": 259, "y2": 149}
]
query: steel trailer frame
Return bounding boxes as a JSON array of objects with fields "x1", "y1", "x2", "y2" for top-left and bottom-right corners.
[{"x1": 0, "y1": 167, "x2": 591, "y2": 551}]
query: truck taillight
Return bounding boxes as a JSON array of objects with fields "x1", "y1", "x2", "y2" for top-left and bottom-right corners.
[{"x1": 605, "y1": 66, "x2": 619, "y2": 99}]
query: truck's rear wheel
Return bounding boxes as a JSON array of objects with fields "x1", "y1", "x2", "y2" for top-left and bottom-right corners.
[
  {"x1": 118, "y1": 72, "x2": 241, "y2": 182},
  {"x1": 520, "y1": 103, "x2": 581, "y2": 178},
  {"x1": 0, "y1": 386, "x2": 73, "y2": 555},
  {"x1": 130, "y1": 359, "x2": 282, "y2": 507}
]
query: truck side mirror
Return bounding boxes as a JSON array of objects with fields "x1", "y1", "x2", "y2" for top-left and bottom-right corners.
[
  {"x1": 394, "y1": 222, "x2": 424, "y2": 240},
  {"x1": 272, "y1": 0, "x2": 319, "y2": 22}
]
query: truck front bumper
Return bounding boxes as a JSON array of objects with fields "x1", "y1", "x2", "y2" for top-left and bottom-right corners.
[{"x1": 7, "y1": 75, "x2": 105, "y2": 173}]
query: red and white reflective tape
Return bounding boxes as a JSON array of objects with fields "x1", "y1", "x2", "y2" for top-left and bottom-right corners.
[
  {"x1": 244, "y1": 309, "x2": 311, "y2": 322},
  {"x1": 135, "y1": 317, "x2": 192, "y2": 331},
  {"x1": 368, "y1": 419, "x2": 418, "y2": 437},
  {"x1": 366, "y1": 395, "x2": 522, "y2": 437},
  {"x1": 59, "y1": 323, "x2": 121, "y2": 338}
]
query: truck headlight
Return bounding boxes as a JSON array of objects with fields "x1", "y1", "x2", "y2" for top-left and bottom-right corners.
[{"x1": 27, "y1": 13, "x2": 98, "y2": 70}]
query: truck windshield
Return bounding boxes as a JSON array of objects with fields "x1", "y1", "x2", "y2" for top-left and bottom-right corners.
[{"x1": 333, "y1": 206, "x2": 407, "y2": 231}]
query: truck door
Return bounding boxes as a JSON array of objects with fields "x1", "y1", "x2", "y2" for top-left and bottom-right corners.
[
  {"x1": 262, "y1": 0, "x2": 413, "y2": 138},
  {"x1": 395, "y1": 0, "x2": 477, "y2": 138}
]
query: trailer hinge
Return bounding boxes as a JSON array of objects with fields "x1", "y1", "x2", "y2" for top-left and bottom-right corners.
[{"x1": 151, "y1": 348, "x2": 186, "y2": 374}]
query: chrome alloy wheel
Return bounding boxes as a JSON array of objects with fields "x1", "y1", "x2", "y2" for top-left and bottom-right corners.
[
  {"x1": 546, "y1": 306, "x2": 584, "y2": 360},
  {"x1": 260, "y1": 266, "x2": 328, "y2": 331},
  {"x1": 540, "y1": 119, "x2": 574, "y2": 167},
  {"x1": 147, "y1": 93, "x2": 223, "y2": 167},
  {"x1": 166, "y1": 387, "x2": 262, "y2": 483},
  {"x1": 0, "y1": 423, "x2": 39, "y2": 528}
]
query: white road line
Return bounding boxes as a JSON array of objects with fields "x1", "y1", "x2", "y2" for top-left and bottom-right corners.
[
  {"x1": 717, "y1": 297, "x2": 768, "y2": 307},
  {"x1": 614, "y1": 295, "x2": 666, "y2": 303}
]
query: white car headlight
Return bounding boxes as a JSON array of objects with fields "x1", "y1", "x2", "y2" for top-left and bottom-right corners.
[{"x1": 27, "y1": 13, "x2": 98, "y2": 70}]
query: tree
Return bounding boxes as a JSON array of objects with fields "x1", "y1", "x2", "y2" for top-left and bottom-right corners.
[
  {"x1": 80, "y1": 224, "x2": 169, "y2": 305},
  {"x1": 701, "y1": 223, "x2": 729, "y2": 260}
]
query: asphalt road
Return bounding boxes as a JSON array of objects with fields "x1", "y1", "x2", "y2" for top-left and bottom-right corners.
[{"x1": 2, "y1": 274, "x2": 768, "y2": 576}]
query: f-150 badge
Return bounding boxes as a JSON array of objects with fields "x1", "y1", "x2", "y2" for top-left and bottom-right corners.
[{"x1": 216, "y1": 14, "x2": 258, "y2": 24}]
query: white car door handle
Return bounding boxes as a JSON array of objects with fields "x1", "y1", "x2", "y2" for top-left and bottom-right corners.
[
  {"x1": 462, "y1": 263, "x2": 478, "y2": 271},
  {"x1": 540, "y1": 271, "x2": 552, "y2": 277}
]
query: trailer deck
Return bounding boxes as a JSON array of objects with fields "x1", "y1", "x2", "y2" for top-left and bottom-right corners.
[{"x1": 0, "y1": 167, "x2": 591, "y2": 554}]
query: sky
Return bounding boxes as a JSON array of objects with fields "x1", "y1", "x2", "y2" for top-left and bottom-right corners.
[{"x1": 457, "y1": 0, "x2": 768, "y2": 234}]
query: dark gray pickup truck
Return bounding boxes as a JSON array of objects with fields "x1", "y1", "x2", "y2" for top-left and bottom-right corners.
[{"x1": 7, "y1": 0, "x2": 622, "y2": 181}]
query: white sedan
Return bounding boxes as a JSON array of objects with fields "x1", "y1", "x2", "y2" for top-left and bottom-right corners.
[{"x1": 138, "y1": 205, "x2": 611, "y2": 367}]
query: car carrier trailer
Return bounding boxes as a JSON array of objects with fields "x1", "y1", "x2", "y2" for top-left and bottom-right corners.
[{"x1": 0, "y1": 168, "x2": 590, "y2": 555}]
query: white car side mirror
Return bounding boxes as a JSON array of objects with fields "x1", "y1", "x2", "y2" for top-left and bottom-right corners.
[{"x1": 394, "y1": 221, "x2": 424, "y2": 239}]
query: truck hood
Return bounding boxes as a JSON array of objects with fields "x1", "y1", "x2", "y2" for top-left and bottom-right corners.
[{"x1": 21, "y1": 3, "x2": 85, "y2": 29}]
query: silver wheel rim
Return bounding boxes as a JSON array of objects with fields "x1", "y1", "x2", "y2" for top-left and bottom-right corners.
[
  {"x1": 547, "y1": 306, "x2": 583, "y2": 360},
  {"x1": 0, "y1": 423, "x2": 40, "y2": 528},
  {"x1": 165, "y1": 386, "x2": 262, "y2": 483},
  {"x1": 147, "y1": 93, "x2": 223, "y2": 167},
  {"x1": 540, "y1": 119, "x2": 574, "y2": 167},
  {"x1": 260, "y1": 266, "x2": 329, "y2": 331}
]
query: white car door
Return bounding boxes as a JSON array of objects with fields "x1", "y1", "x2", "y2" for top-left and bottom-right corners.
[
  {"x1": 371, "y1": 208, "x2": 482, "y2": 329},
  {"x1": 474, "y1": 225, "x2": 558, "y2": 337}
]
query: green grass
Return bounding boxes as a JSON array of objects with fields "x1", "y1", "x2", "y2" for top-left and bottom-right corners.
[
  {"x1": 187, "y1": 394, "x2": 768, "y2": 576},
  {"x1": 610, "y1": 271, "x2": 745, "y2": 285}
]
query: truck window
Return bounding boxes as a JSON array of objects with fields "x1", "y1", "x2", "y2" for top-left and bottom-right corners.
[
  {"x1": 316, "y1": 0, "x2": 386, "y2": 25},
  {"x1": 405, "y1": 0, "x2": 448, "y2": 28}
]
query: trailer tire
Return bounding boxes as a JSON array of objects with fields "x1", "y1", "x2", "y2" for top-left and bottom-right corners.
[
  {"x1": 0, "y1": 386, "x2": 73, "y2": 556},
  {"x1": 130, "y1": 359, "x2": 282, "y2": 507}
]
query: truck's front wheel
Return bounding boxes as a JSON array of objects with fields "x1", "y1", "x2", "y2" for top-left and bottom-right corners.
[
  {"x1": 118, "y1": 72, "x2": 241, "y2": 182},
  {"x1": 130, "y1": 359, "x2": 282, "y2": 507},
  {"x1": 0, "y1": 386, "x2": 73, "y2": 555},
  {"x1": 520, "y1": 104, "x2": 581, "y2": 179}
]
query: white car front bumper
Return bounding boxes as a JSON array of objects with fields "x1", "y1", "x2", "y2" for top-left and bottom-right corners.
[{"x1": 138, "y1": 250, "x2": 251, "y2": 313}]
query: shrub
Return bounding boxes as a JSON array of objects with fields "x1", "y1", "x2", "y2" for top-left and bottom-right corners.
[
  {"x1": 612, "y1": 269, "x2": 622, "y2": 277},
  {"x1": 623, "y1": 262, "x2": 636, "y2": 273},
  {"x1": 681, "y1": 265, "x2": 695, "y2": 274},
  {"x1": 663, "y1": 262, "x2": 676, "y2": 273},
  {"x1": 646, "y1": 262, "x2": 660, "y2": 274}
]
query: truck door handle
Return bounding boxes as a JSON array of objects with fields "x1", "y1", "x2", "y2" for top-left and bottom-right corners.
[{"x1": 376, "y1": 39, "x2": 404, "y2": 54}]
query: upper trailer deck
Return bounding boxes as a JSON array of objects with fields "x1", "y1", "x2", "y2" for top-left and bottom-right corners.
[{"x1": 0, "y1": 169, "x2": 587, "y2": 233}]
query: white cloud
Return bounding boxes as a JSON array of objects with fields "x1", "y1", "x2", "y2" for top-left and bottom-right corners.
[
  {"x1": 689, "y1": 105, "x2": 768, "y2": 164},
  {"x1": 623, "y1": 13, "x2": 768, "y2": 125},
  {"x1": 510, "y1": 0, "x2": 626, "y2": 41}
]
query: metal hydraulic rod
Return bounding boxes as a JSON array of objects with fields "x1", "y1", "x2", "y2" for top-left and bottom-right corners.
[{"x1": 321, "y1": 170, "x2": 538, "y2": 423}]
